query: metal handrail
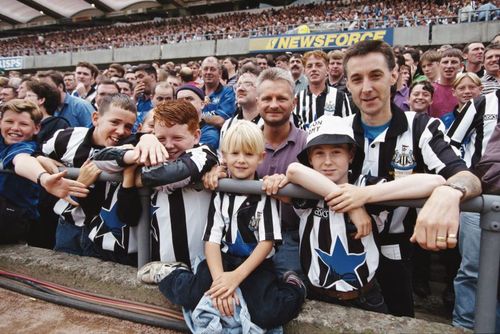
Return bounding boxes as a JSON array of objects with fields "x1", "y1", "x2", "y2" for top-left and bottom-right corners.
[{"x1": 1, "y1": 167, "x2": 498, "y2": 332}]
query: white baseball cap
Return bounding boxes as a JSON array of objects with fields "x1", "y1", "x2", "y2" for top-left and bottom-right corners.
[{"x1": 297, "y1": 115, "x2": 357, "y2": 165}]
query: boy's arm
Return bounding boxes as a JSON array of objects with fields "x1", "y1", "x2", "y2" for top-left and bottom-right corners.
[
  {"x1": 206, "y1": 240, "x2": 273, "y2": 300},
  {"x1": 286, "y1": 162, "x2": 340, "y2": 197},
  {"x1": 325, "y1": 174, "x2": 446, "y2": 212},
  {"x1": 13, "y1": 153, "x2": 88, "y2": 206}
]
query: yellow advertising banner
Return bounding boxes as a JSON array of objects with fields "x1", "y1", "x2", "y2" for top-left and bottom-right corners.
[{"x1": 249, "y1": 29, "x2": 393, "y2": 52}]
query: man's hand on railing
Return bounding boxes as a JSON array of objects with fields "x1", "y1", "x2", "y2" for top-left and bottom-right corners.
[
  {"x1": 202, "y1": 165, "x2": 227, "y2": 190},
  {"x1": 76, "y1": 160, "x2": 102, "y2": 187},
  {"x1": 411, "y1": 185, "x2": 461, "y2": 251},
  {"x1": 37, "y1": 156, "x2": 63, "y2": 174}
]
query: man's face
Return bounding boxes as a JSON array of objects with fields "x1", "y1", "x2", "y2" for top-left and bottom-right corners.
[
  {"x1": 24, "y1": 90, "x2": 41, "y2": 106},
  {"x1": 257, "y1": 58, "x2": 268, "y2": 70},
  {"x1": 64, "y1": 75, "x2": 76, "y2": 91},
  {"x1": 409, "y1": 84, "x2": 433, "y2": 113},
  {"x1": 398, "y1": 66, "x2": 411, "y2": 85},
  {"x1": 223, "y1": 58, "x2": 235, "y2": 73},
  {"x1": 483, "y1": 49, "x2": 500, "y2": 76},
  {"x1": 346, "y1": 52, "x2": 398, "y2": 120},
  {"x1": 308, "y1": 144, "x2": 352, "y2": 184},
  {"x1": 107, "y1": 67, "x2": 119, "y2": 78},
  {"x1": 420, "y1": 60, "x2": 440, "y2": 81},
  {"x1": 176, "y1": 89, "x2": 203, "y2": 115},
  {"x1": 154, "y1": 122, "x2": 200, "y2": 161},
  {"x1": 190, "y1": 63, "x2": 200, "y2": 78},
  {"x1": 135, "y1": 70, "x2": 156, "y2": 95},
  {"x1": 117, "y1": 81, "x2": 133, "y2": 97},
  {"x1": 257, "y1": 79, "x2": 295, "y2": 127},
  {"x1": 328, "y1": 58, "x2": 344, "y2": 79},
  {"x1": 166, "y1": 76, "x2": 181, "y2": 89},
  {"x1": 305, "y1": 56, "x2": 328, "y2": 85},
  {"x1": 95, "y1": 84, "x2": 119, "y2": 108},
  {"x1": 235, "y1": 73, "x2": 257, "y2": 107},
  {"x1": 403, "y1": 53, "x2": 415, "y2": 67},
  {"x1": 465, "y1": 43, "x2": 485, "y2": 65},
  {"x1": 75, "y1": 66, "x2": 94, "y2": 88},
  {"x1": 124, "y1": 73, "x2": 137, "y2": 86},
  {"x1": 439, "y1": 56, "x2": 462, "y2": 82},
  {"x1": 201, "y1": 60, "x2": 221, "y2": 86},
  {"x1": 290, "y1": 56, "x2": 304, "y2": 78},
  {"x1": 0, "y1": 88, "x2": 16, "y2": 103},
  {"x1": 0, "y1": 110, "x2": 39, "y2": 145},
  {"x1": 17, "y1": 81, "x2": 29, "y2": 99},
  {"x1": 152, "y1": 86, "x2": 174, "y2": 106},
  {"x1": 92, "y1": 106, "x2": 136, "y2": 146}
]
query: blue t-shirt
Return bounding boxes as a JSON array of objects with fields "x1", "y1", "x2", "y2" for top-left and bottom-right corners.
[
  {"x1": 133, "y1": 96, "x2": 153, "y2": 133},
  {"x1": 361, "y1": 120, "x2": 391, "y2": 143},
  {"x1": 0, "y1": 138, "x2": 40, "y2": 219},
  {"x1": 201, "y1": 84, "x2": 236, "y2": 150}
]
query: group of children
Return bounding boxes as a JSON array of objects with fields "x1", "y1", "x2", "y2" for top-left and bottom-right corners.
[{"x1": 1, "y1": 95, "x2": 448, "y2": 330}]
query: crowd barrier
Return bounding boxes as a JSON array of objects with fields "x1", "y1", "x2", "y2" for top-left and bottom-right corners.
[{"x1": 0, "y1": 167, "x2": 497, "y2": 332}]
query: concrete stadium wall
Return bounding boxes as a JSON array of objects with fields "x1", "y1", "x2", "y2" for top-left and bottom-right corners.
[{"x1": 18, "y1": 21, "x2": 498, "y2": 70}]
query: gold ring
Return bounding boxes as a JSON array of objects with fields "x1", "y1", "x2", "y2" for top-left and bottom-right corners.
[
  {"x1": 447, "y1": 234, "x2": 457, "y2": 239},
  {"x1": 436, "y1": 236, "x2": 447, "y2": 242}
]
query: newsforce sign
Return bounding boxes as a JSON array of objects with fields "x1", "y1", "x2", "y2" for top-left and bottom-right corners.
[
  {"x1": 249, "y1": 28, "x2": 393, "y2": 52},
  {"x1": 0, "y1": 57, "x2": 23, "y2": 70}
]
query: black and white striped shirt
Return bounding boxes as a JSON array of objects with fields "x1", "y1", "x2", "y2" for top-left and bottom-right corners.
[
  {"x1": 447, "y1": 90, "x2": 500, "y2": 168},
  {"x1": 203, "y1": 192, "x2": 281, "y2": 259},
  {"x1": 293, "y1": 175, "x2": 382, "y2": 292},
  {"x1": 347, "y1": 107, "x2": 468, "y2": 259},
  {"x1": 111, "y1": 144, "x2": 219, "y2": 269},
  {"x1": 42, "y1": 127, "x2": 116, "y2": 227},
  {"x1": 294, "y1": 85, "x2": 353, "y2": 130}
]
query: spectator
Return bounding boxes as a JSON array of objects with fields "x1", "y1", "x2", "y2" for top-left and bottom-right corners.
[
  {"x1": 95, "y1": 80, "x2": 120, "y2": 109},
  {"x1": 37, "y1": 70, "x2": 94, "y2": 128},
  {"x1": 73, "y1": 61, "x2": 99, "y2": 103},
  {"x1": 408, "y1": 80, "x2": 434, "y2": 113},
  {"x1": 327, "y1": 50, "x2": 346, "y2": 91},
  {"x1": 63, "y1": 72, "x2": 77, "y2": 95},
  {"x1": 393, "y1": 63, "x2": 411, "y2": 111},
  {"x1": 133, "y1": 64, "x2": 157, "y2": 132},
  {"x1": 480, "y1": 43, "x2": 500, "y2": 95},
  {"x1": 275, "y1": 54, "x2": 290, "y2": 71},
  {"x1": 222, "y1": 57, "x2": 239, "y2": 87},
  {"x1": 477, "y1": 0, "x2": 498, "y2": 21},
  {"x1": 256, "y1": 54, "x2": 269, "y2": 70},
  {"x1": 419, "y1": 50, "x2": 441, "y2": 83},
  {"x1": 152, "y1": 81, "x2": 175, "y2": 106},
  {"x1": 200, "y1": 56, "x2": 236, "y2": 149},
  {"x1": 429, "y1": 48, "x2": 462, "y2": 118},
  {"x1": 178, "y1": 67, "x2": 194, "y2": 85},
  {"x1": 107, "y1": 63, "x2": 125, "y2": 79},
  {"x1": 289, "y1": 53, "x2": 308, "y2": 94},
  {"x1": 124, "y1": 70, "x2": 137, "y2": 88},
  {"x1": 166, "y1": 74, "x2": 181, "y2": 89},
  {"x1": 0, "y1": 86, "x2": 17, "y2": 105},
  {"x1": 463, "y1": 42, "x2": 485, "y2": 77},
  {"x1": 116, "y1": 79, "x2": 133, "y2": 97},
  {"x1": 294, "y1": 50, "x2": 353, "y2": 130}
]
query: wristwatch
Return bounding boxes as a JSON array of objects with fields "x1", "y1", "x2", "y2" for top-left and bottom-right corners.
[{"x1": 444, "y1": 183, "x2": 467, "y2": 199}]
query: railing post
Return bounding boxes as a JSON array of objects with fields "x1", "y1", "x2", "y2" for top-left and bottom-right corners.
[
  {"x1": 137, "y1": 187, "x2": 151, "y2": 268},
  {"x1": 474, "y1": 195, "x2": 500, "y2": 333}
]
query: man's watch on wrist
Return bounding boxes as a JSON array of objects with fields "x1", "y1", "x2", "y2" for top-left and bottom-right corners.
[{"x1": 443, "y1": 183, "x2": 467, "y2": 199}]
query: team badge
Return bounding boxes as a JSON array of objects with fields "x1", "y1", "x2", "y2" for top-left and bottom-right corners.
[
  {"x1": 248, "y1": 211, "x2": 261, "y2": 231},
  {"x1": 391, "y1": 145, "x2": 416, "y2": 179}
]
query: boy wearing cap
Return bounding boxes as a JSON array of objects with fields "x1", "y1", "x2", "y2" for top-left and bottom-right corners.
[{"x1": 270, "y1": 115, "x2": 446, "y2": 312}]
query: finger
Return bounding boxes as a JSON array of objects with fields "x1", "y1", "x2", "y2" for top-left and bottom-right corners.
[
  {"x1": 234, "y1": 292, "x2": 240, "y2": 306},
  {"x1": 64, "y1": 196, "x2": 79, "y2": 206},
  {"x1": 222, "y1": 298, "x2": 231, "y2": 317},
  {"x1": 424, "y1": 220, "x2": 438, "y2": 251},
  {"x1": 227, "y1": 296, "x2": 235, "y2": 316},
  {"x1": 216, "y1": 298, "x2": 225, "y2": 316},
  {"x1": 140, "y1": 147, "x2": 149, "y2": 164},
  {"x1": 435, "y1": 224, "x2": 449, "y2": 250},
  {"x1": 324, "y1": 190, "x2": 342, "y2": 202},
  {"x1": 446, "y1": 222, "x2": 459, "y2": 249}
]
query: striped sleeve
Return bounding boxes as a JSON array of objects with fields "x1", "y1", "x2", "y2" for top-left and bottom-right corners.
[
  {"x1": 414, "y1": 113, "x2": 467, "y2": 178},
  {"x1": 258, "y1": 195, "x2": 282, "y2": 242},
  {"x1": 447, "y1": 98, "x2": 483, "y2": 149},
  {"x1": 203, "y1": 192, "x2": 225, "y2": 244},
  {"x1": 42, "y1": 128, "x2": 69, "y2": 160}
]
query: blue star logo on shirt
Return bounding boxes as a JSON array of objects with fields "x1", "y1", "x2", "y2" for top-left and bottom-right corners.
[
  {"x1": 99, "y1": 202, "x2": 124, "y2": 231},
  {"x1": 315, "y1": 236, "x2": 366, "y2": 285},
  {"x1": 150, "y1": 203, "x2": 160, "y2": 219}
]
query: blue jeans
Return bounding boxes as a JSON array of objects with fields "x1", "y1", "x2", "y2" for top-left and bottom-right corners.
[
  {"x1": 160, "y1": 255, "x2": 305, "y2": 329},
  {"x1": 453, "y1": 212, "x2": 500, "y2": 331},
  {"x1": 272, "y1": 230, "x2": 303, "y2": 279},
  {"x1": 54, "y1": 219, "x2": 98, "y2": 257}
]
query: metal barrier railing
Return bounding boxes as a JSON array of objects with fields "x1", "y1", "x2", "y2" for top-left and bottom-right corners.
[{"x1": 2, "y1": 167, "x2": 499, "y2": 332}]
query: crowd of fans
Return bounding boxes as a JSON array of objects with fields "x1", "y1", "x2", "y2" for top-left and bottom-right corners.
[{"x1": 0, "y1": 0, "x2": 498, "y2": 57}]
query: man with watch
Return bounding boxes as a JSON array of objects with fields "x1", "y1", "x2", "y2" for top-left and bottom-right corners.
[{"x1": 342, "y1": 40, "x2": 482, "y2": 317}]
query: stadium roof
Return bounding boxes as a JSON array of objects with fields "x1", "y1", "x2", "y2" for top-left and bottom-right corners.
[{"x1": 0, "y1": 0, "x2": 162, "y2": 24}]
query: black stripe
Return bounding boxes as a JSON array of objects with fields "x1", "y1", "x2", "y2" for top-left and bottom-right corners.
[
  {"x1": 300, "y1": 212, "x2": 314, "y2": 279},
  {"x1": 317, "y1": 204, "x2": 331, "y2": 285},
  {"x1": 226, "y1": 194, "x2": 235, "y2": 244},
  {"x1": 74, "y1": 142, "x2": 92, "y2": 167},
  {"x1": 203, "y1": 192, "x2": 218, "y2": 241},
  {"x1": 150, "y1": 192, "x2": 160, "y2": 261},
  {"x1": 263, "y1": 196, "x2": 274, "y2": 240},
  {"x1": 53, "y1": 128, "x2": 74, "y2": 161},
  {"x1": 168, "y1": 189, "x2": 191, "y2": 268}
]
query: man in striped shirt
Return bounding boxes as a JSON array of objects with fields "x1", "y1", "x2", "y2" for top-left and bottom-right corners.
[
  {"x1": 446, "y1": 90, "x2": 500, "y2": 331},
  {"x1": 343, "y1": 40, "x2": 482, "y2": 317},
  {"x1": 480, "y1": 43, "x2": 500, "y2": 95},
  {"x1": 293, "y1": 50, "x2": 353, "y2": 130}
]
